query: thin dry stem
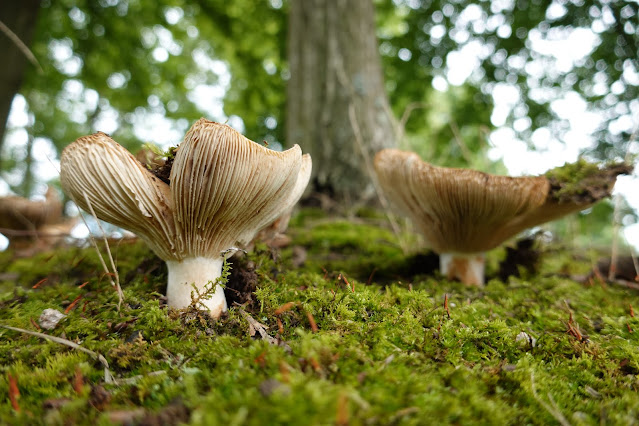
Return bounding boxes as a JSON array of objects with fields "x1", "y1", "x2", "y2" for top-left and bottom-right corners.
[
  {"x1": 0, "y1": 19, "x2": 43, "y2": 74},
  {"x1": 396, "y1": 101, "x2": 429, "y2": 144},
  {"x1": 0, "y1": 324, "x2": 114, "y2": 383},
  {"x1": 81, "y1": 192, "x2": 123, "y2": 307},
  {"x1": 448, "y1": 120, "x2": 473, "y2": 164}
]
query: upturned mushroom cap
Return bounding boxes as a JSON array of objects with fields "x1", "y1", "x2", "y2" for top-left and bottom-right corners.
[
  {"x1": 60, "y1": 132, "x2": 177, "y2": 260},
  {"x1": 373, "y1": 149, "x2": 611, "y2": 254},
  {"x1": 60, "y1": 119, "x2": 311, "y2": 261},
  {"x1": 170, "y1": 119, "x2": 311, "y2": 257}
]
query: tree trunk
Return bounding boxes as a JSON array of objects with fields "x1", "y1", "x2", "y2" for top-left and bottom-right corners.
[
  {"x1": 0, "y1": 0, "x2": 41, "y2": 161},
  {"x1": 286, "y1": 0, "x2": 396, "y2": 203}
]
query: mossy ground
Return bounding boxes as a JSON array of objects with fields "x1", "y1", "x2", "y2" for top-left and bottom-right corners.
[{"x1": 1, "y1": 209, "x2": 639, "y2": 425}]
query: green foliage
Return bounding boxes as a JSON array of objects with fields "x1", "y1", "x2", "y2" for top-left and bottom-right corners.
[
  {"x1": 378, "y1": 0, "x2": 638, "y2": 162},
  {"x1": 1, "y1": 210, "x2": 638, "y2": 424},
  {"x1": 189, "y1": 257, "x2": 230, "y2": 310}
]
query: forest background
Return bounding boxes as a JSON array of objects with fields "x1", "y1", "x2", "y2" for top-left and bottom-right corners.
[{"x1": 1, "y1": 0, "x2": 638, "y2": 249}]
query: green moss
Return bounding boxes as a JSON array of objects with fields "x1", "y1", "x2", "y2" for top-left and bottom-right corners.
[
  {"x1": 1, "y1": 210, "x2": 638, "y2": 424},
  {"x1": 544, "y1": 158, "x2": 633, "y2": 204}
]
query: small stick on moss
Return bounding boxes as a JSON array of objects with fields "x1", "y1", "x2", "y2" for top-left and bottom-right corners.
[
  {"x1": 7, "y1": 372, "x2": 19, "y2": 412},
  {"x1": 309, "y1": 356, "x2": 321, "y2": 372},
  {"x1": 592, "y1": 266, "x2": 607, "y2": 288},
  {"x1": 73, "y1": 367, "x2": 84, "y2": 394},
  {"x1": 29, "y1": 318, "x2": 41, "y2": 331},
  {"x1": 366, "y1": 268, "x2": 377, "y2": 286},
  {"x1": 306, "y1": 311, "x2": 319, "y2": 333},
  {"x1": 64, "y1": 294, "x2": 83, "y2": 314},
  {"x1": 630, "y1": 304, "x2": 635, "y2": 318},
  {"x1": 253, "y1": 351, "x2": 266, "y2": 368},
  {"x1": 336, "y1": 392, "x2": 349, "y2": 426},
  {"x1": 279, "y1": 361, "x2": 290, "y2": 383},
  {"x1": 276, "y1": 317, "x2": 284, "y2": 334},
  {"x1": 627, "y1": 323, "x2": 633, "y2": 333},
  {"x1": 0, "y1": 324, "x2": 114, "y2": 383},
  {"x1": 274, "y1": 302, "x2": 298, "y2": 315},
  {"x1": 444, "y1": 294, "x2": 451, "y2": 319},
  {"x1": 338, "y1": 273, "x2": 354, "y2": 293},
  {"x1": 32, "y1": 278, "x2": 48, "y2": 289},
  {"x1": 238, "y1": 308, "x2": 278, "y2": 345}
]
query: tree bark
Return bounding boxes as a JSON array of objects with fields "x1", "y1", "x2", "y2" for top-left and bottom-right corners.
[
  {"x1": 0, "y1": 0, "x2": 41, "y2": 161},
  {"x1": 287, "y1": 0, "x2": 396, "y2": 203}
]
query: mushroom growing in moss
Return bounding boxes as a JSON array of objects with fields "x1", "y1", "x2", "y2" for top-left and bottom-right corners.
[
  {"x1": 61, "y1": 118, "x2": 311, "y2": 317},
  {"x1": 374, "y1": 149, "x2": 632, "y2": 286}
]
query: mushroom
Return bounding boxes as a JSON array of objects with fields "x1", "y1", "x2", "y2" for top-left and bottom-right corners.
[
  {"x1": 61, "y1": 118, "x2": 311, "y2": 317},
  {"x1": 0, "y1": 186, "x2": 73, "y2": 255},
  {"x1": 374, "y1": 149, "x2": 630, "y2": 286}
]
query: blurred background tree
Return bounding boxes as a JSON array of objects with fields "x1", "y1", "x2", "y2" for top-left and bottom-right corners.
[{"x1": 0, "y1": 0, "x2": 637, "y2": 243}]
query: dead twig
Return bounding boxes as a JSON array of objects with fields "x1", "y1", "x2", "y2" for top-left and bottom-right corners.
[
  {"x1": 32, "y1": 278, "x2": 47, "y2": 289},
  {"x1": 564, "y1": 301, "x2": 586, "y2": 342},
  {"x1": 336, "y1": 392, "x2": 349, "y2": 426},
  {"x1": 0, "y1": 324, "x2": 114, "y2": 383},
  {"x1": 82, "y1": 192, "x2": 123, "y2": 308},
  {"x1": 64, "y1": 294, "x2": 83, "y2": 314},
  {"x1": 444, "y1": 294, "x2": 451, "y2": 319},
  {"x1": 274, "y1": 302, "x2": 298, "y2": 315},
  {"x1": 306, "y1": 311, "x2": 319, "y2": 333},
  {"x1": 0, "y1": 19, "x2": 43, "y2": 74},
  {"x1": 338, "y1": 273, "x2": 354, "y2": 293},
  {"x1": 8, "y1": 372, "x2": 20, "y2": 411},
  {"x1": 238, "y1": 307, "x2": 278, "y2": 345}
]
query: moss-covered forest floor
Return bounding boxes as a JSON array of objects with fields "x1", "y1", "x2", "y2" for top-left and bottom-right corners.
[{"x1": 1, "y1": 208, "x2": 639, "y2": 425}]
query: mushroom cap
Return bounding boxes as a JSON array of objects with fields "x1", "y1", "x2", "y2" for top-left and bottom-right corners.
[
  {"x1": 0, "y1": 186, "x2": 62, "y2": 231},
  {"x1": 60, "y1": 132, "x2": 177, "y2": 259},
  {"x1": 60, "y1": 119, "x2": 311, "y2": 260},
  {"x1": 374, "y1": 149, "x2": 598, "y2": 254},
  {"x1": 170, "y1": 119, "x2": 311, "y2": 257}
]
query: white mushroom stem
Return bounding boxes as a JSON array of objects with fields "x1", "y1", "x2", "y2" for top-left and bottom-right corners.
[
  {"x1": 165, "y1": 257, "x2": 228, "y2": 317},
  {"x1": 439, "y1": 253, "x2": 485, "y2": 287}
]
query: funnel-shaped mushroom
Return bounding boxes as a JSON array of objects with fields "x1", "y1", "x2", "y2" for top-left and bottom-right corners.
[
  {"x1": 374, "y1": 149, "x2": 630, "y2": 286},
  {"x1": 61, "y1": 118, "x2": 311, "y2": 317}
]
